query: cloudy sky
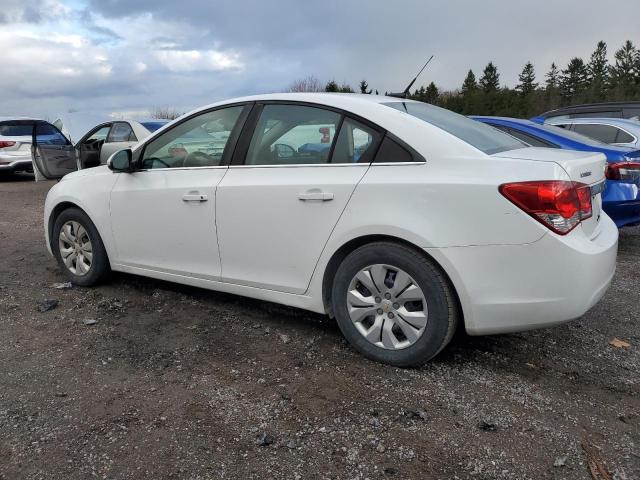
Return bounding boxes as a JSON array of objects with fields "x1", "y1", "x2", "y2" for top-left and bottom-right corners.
[{"x1": 1, "y1": 0, "x2": 639, "y2": 133}]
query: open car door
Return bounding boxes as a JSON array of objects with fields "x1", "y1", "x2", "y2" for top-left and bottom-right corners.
[{"x1": 31, "y1": 121, "x2": 79, "y2": 180}]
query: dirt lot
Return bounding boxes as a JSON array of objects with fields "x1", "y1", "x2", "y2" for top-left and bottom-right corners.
[{"x1": 0, "y1": 175, "x2": 638, "y2": 480}]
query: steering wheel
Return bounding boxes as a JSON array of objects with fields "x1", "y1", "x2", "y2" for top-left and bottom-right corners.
[
  {"x1": 183, "y1": 151, "x2": 215, "y2": 167},
  {"x1": 273, "y1": 143, "x2": 296, "y2": 159}
]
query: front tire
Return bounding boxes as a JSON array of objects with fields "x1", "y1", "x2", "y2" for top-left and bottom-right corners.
[
  {"x1": 331, "y1": 242, "x2": 458, "y2": 367},
  {"x1": 52, "y1": 208, "x2": 110, "y2": 286}
]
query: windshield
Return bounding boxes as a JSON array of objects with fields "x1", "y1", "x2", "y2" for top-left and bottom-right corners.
[
  {"x1": 140, "y1": 121, "x2": 169, "y2": 132},
  {"x1": 534, "y1": 123, "x2": 607, "y2": 147},
  {"x1": 383, "y1": 102, "x2": 526, "y2": 155}
]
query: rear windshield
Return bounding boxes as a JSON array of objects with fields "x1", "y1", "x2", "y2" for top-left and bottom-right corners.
[
  {"x1": 0, "y1": 123, "x2": 33, "y2": 136},
  {"x1": 141, "y1": 121, "x2": 169, "y2": 132},
  {"x1": 383, "y1": 102, "x2": 526, "y2": 154}
]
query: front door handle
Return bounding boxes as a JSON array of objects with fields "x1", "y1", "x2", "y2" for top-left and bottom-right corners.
[
  {"x1": 298, "y1": 190, "x2": 334, "y2": 202},
  {"x1": 182, "y1": 192, "x2": 208, "y2": 202}
]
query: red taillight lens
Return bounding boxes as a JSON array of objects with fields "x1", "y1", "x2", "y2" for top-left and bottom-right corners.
[
  {"x1": 606, "y1": 161, "x2": 640, "y2": 181},
  {"x1": 499, "y1": 181, "x2": 592, "y2": 235},
  {"x1": 0, "y1": 141, "x2": 16, "y2": 148}
]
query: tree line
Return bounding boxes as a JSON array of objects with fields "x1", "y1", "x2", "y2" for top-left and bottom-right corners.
[{"x1": 288, "y1": 40, "x2": 640, "y2": 118}]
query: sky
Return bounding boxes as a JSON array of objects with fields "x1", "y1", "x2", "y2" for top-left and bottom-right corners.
[{"x1": 1, "y1": 0, "x2": 639, "y2": 135}]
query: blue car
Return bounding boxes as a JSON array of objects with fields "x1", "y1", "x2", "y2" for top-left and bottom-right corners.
[{"x1": 471, "y1": 116, "x2": 640, "y2": 227}]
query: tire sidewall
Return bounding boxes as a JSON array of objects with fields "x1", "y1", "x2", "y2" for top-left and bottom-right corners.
[
  {"x1": 52, "y1": 208, "x2": 109, "y2": 286},
  {"x1": 332, "y1": 243, "x2": 453, "y2": 367}
]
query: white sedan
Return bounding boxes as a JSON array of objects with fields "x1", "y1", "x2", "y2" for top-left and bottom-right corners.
[{"x1": 38, "y1": 94, "x2": 618, "y2": 366}]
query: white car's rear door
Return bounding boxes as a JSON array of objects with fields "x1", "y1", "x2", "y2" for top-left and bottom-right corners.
[{"x1": 216, "y1": 103, "x2": 382, "y2": 294}]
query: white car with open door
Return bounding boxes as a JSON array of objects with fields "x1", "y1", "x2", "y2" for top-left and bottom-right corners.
[
  {"x1": 39, "y1": 94, "x2": 618, "y2": 366},
  {"x1": 32, "y1": 119, "x2": 168, "y2": 178}
]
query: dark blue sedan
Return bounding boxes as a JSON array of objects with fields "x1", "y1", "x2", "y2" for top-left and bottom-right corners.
[{"x1": 471, "y1": 116, "x2": 640, "y2": 228}]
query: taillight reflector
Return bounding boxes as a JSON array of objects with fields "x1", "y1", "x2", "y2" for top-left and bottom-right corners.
[
  {"x1": 499, "y1": 181, "x2": 592, "y2": 235},
  {"x1": 0, "y1": 141, "x2": 16, "y2": 148}
]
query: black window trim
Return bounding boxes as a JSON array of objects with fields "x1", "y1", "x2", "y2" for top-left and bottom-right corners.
[
  {"x1": 134, "y1": 101, "x2": 254, "y2": 170},
  {"x1": 230, "y1": 100, "x2": 424, "y2": 167}
]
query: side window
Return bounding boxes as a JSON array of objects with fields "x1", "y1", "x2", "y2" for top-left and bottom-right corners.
[
  {"x1": 332, "y1": 119, "x2": 380, "y2": 163},
  {"x1": 615, "y1": 129, "x2": 635, "y2": 144},
  {"x1": 107, "y1": 122, "x2": 136, "y2": 143},
  {"x1": 141, "y1": 106, "x2": 244, "y2": 169},
  {"x1": 35, "y1": 123, "x2": 71, "y2": 146},
  {"x1": 245, "y1": 105, "x2": 340, "y2": 165},
  {"x1": 84, "y1": 126, "x2": 111, "y2": 143},
  {"x1": 374, "y1": 136, "x2": 416, "y2": 163},
  {"x1": 506, "y1": 129, "x2": 557, "y2": 148},
  {"x1": 572, "y1": 124, "x2": 619, "y2": 144}
]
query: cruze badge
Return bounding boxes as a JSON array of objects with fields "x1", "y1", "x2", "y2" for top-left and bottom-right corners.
[{"x1": 580, "y1": 171, "x2": 592, "y2": 178}]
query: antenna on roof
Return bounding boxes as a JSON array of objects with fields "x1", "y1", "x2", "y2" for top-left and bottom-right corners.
[{"x1": 388, "y1": 55, "x2": 434, "y2": 99}]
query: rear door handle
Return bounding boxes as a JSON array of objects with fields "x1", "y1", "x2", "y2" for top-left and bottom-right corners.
[
  {"x1": 298, "y1": 190, "x2": 334, "y2": 201},
  {"x1": 182, "y1": 193, "x2": 208, "y2": 202}
]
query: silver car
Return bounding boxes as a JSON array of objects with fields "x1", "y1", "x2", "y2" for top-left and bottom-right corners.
[
  {"x1": 546, "y1": 117, "x2": 640, "y2": 148},
  {"x1": 33, "y1": 120, "x2": 169, "y2": 179}
]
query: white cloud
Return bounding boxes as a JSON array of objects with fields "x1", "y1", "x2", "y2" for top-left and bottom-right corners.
[{"x1": 154, "y1": 49, "x2": 242, "y2": 72}]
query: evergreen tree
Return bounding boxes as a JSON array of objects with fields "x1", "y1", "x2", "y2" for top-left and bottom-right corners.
[
  {"x1": 588, "y1": 41, "x2": 609, "y2": 99},
  {"x1": 359, "y1": 80, "x2": 372, "y2": 94},
  {"x1": 325, "y1": 80, "x2": 339, "y2": 92},
  {"x1": 516, "y1": 62, "x2": 538, "y2": 96},
  {"x1": 610, "y1": 40, "x2": 637, "y2": 90},
  {"x1": 339, "y1": 83, "x2": 354, "y2": 93},
  {"x1": 560, "y1": 58, "x2": 589, "y2": 100},
  {"x1": 424, "y1": 82, "x2": 439, "y2": 103},
  {"x1": 479, "y1": 62, "x2": 500, "y2": 93},
  {"x1": 545, "y1": 63, "x2": 560, "y2": 89},
  {"x1": 461, "y1": 70, "x2": 478, "y2": 95}
]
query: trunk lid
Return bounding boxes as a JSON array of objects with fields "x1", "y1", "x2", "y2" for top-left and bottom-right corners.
[{"x1": 494, "y1": 147, "x2": 607, "y2": 238}]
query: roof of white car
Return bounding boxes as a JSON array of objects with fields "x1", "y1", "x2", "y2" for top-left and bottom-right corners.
[{"x1": 188, "y1": 93, "x2": 418, "y2": 116}]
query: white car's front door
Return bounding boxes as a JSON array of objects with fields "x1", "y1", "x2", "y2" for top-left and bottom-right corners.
[
  {"x1": 109, "y1": 105, "x2": 249, "y2": 279},
  {"x1": 216, "y1": 103, "x2": 382, "y2": 294}
]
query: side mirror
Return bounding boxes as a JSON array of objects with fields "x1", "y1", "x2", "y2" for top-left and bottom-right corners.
[{"x1": 107, "y1": 149, "x2": 133, "y2": 172}]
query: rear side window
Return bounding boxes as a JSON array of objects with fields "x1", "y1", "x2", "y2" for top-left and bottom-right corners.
[
  {"x1": 107, "y1": 122, "x2": 137, "y2": 142},
  {"x1": 572, "y1": 124, "x2": 619, "y2": 144},
  {"x1": 615, "y1": 129, "x2": 635, "y2": 143},
  {"x1": 384, "y1": 102, "x2": 526, "y2": 155},
  {"x1": 0, "y1": 123, "x2": 33, "y2": 136},
  {"x1": 374, "y1": 136, "x2": 418, "y2": 162},
  {"x1": 331, "y1": 118, "x2": 380, "y2": 163}
]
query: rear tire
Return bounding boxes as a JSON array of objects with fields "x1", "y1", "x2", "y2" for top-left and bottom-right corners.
[
  {"x1": 331, "y1": 242, "x2": 458, "y2": 367},
  {"x1": 52, "y1": 208, "x2": 110, "y2": 286}
]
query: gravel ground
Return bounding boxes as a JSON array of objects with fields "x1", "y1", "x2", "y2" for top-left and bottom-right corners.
[{"x1": 0, "y1": 175, "x2": 638, "y2": 480}]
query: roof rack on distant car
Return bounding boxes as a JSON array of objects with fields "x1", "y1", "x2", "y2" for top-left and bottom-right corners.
[{"x1": 535, "y1": 101, "x2": 640, "y2": 122}]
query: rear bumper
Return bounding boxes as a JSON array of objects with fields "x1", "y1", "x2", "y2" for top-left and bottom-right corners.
[
  {"x1": 602, "y1": 180, "x2": 640, "y2": 227},
  {"x1": 427, "y1": 214, "x2": 618, "y2": 335},
  {"x1": 0, "y1": 155, "x2": 33, "y2": 172}
]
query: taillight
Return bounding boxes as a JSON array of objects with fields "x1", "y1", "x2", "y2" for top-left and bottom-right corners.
[
  {"x1": 0, "y1": 141, "x2": 16, "y2": 148},
  {"x1": 499, "y1": 181, "x2": 592, "y2": 235},
  {"x1": 606, "y1": 161, "x2": 640, "y2": 181}
]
